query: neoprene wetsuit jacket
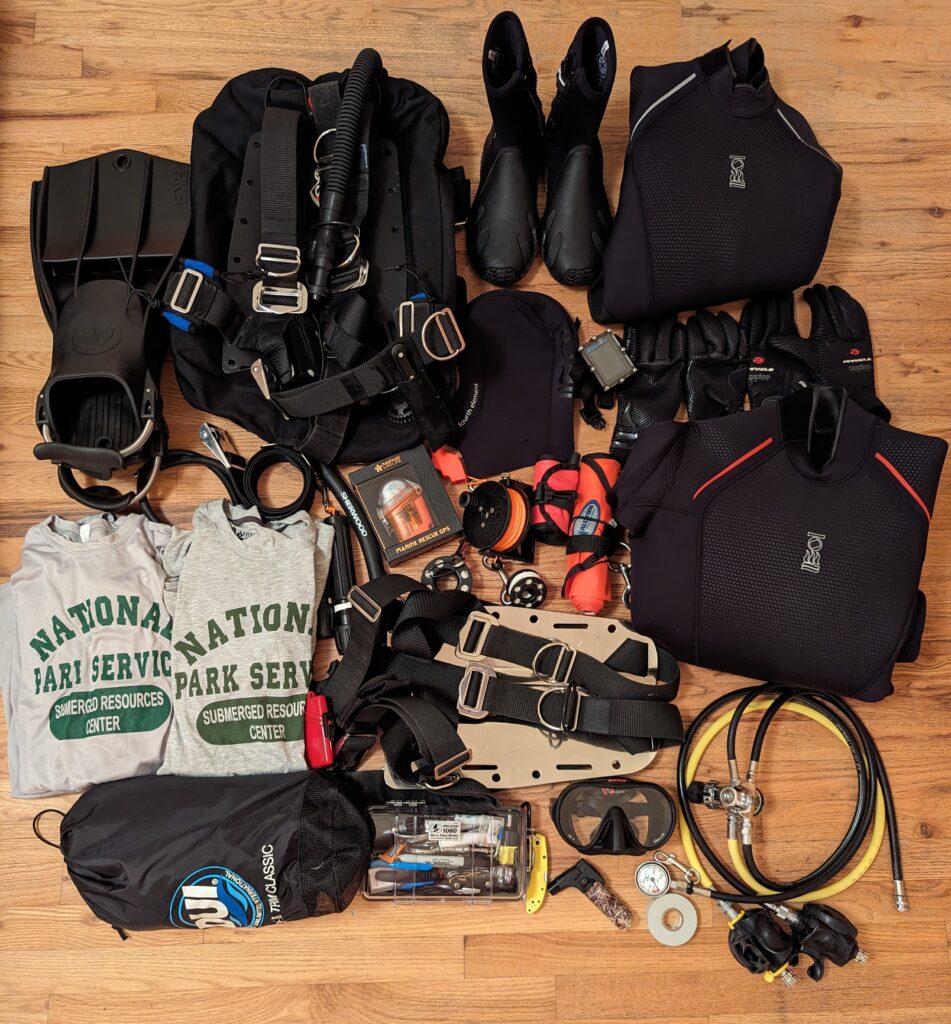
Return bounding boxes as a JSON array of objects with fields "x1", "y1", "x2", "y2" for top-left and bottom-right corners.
[{"x1": 613, "y1": 388, "x2": 946, "y2": 701}]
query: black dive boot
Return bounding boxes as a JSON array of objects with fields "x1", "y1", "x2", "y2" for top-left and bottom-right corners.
[
  {"x1": 541, "y1": 18, "x2": 616, "y2": 286},
  {"x1": 467, "y1": 11, "x2": 545, "y2": 285}
]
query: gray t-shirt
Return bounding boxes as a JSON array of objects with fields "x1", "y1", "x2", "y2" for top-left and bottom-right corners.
[
  {"x1": 0, "y1": 514, "x2": 174, "y2": 798},
  {"x1": 159, "y1": 500, "x2": 333, "y2": 777}
]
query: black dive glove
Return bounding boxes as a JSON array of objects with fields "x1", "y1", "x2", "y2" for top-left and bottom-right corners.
[
  {"x1": 805, "y1": 285, "x2": 890, "y2": 421},
  {"x1": 610, "y1": 317, "x2": 686, "y2": 461},
  {"x1": 684, "y1": 310, "x2": 748, "y2": 420},
  {"x1": 741, "y1": 293, "x2": 816, "y2": 407},
  {"x1": 742, "y1": 287, "x2": 890, "y2": 419}
]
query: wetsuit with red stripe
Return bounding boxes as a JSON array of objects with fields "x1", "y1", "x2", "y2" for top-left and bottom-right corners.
[{"x1": 611, "y1": 386, "x2": 946, "y2": 701}]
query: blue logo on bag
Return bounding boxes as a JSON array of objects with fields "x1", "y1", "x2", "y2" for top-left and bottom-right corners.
[
  {"x1": 572, "y1": 499, "x2": 602, "y2": 536},
  {"x1": 169, "y1": 866, "x2": 265, "y2": 929}
]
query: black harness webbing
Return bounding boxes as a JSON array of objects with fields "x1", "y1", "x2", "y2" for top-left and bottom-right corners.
[
  {"x1": 259, "y1": 106, "x2": 301, "y2": 254},
  {"x1": 563, "y1": 455, "x2": 621, "y2": 595},
  {"x1": 318, "y1": 574, "x2": 684, "y2": 788},
  {"x1": 533, "y1": 459, "x2": 578, "y2": 542}
]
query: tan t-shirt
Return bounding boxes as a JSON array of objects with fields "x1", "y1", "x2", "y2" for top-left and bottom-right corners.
[
  {"x1": 159, "y1": 500, "x2": 333, "y2": 777},
  {"x1": 0, "y1": 514, "x2": 173, "y2": 798}
]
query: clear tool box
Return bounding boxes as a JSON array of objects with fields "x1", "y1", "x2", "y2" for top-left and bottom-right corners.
[{"x1": 364, "y1": 803, "x2": 529, "y2": 903}]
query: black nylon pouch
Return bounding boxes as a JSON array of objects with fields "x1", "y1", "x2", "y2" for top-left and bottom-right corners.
[{"x1": 59, "y1": 772, "x2": 369, "y2": 930}]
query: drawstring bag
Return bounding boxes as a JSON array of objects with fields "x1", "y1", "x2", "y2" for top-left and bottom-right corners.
[
  {"x1": 42, "y1": 771, "x2": 370, "y2": 931},
  {"x1": 36, "y1": 769, "x2": 497, "y2": 932}
]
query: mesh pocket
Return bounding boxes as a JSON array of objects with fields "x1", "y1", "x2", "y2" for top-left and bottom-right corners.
[{"x1": 298, "y1": 774, "x2": 371, "y2": 916}]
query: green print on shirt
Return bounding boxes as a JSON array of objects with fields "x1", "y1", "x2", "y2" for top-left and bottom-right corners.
[
  {"x1": 48, "y1": 685, "x2": 171, "y2": 740},
  {"x1": 174, "y1": 659, "x2": 311, "y2": 699},
  {"x1": 196, "y1": 693, "x2": 307, "y2": 745},
  {"x1": 29, "y1": 594, "x2": 173, "y2": 663},
  {"x1": 172, "y1": 602, "x2": 312, "y2": 667},
  {"x1": 33, "y1": 649, "x2": 172, "y2": 695}
]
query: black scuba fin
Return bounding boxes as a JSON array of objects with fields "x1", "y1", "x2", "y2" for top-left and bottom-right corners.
[{"x1": 31, "y1": 149, "x2": 190, "y2": 511}]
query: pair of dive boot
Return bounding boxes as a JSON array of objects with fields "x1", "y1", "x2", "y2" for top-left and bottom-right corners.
[{"x1": 467, "y1": 12, "x2": 616, "y2": 287}]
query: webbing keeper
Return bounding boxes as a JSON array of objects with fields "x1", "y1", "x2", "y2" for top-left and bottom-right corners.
[{"x1": 348, "y1": 585, "x2": 382, "y2": 623}]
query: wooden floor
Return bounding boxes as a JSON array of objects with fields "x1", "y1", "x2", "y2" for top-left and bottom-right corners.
[{"x1": 1, "y1": 0, "x2": 950, "y2": 1021}]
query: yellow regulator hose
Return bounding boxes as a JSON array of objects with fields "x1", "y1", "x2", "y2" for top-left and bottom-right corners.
[{"x1": 680, "y1": 698, "x2": 887, "y2": 904}]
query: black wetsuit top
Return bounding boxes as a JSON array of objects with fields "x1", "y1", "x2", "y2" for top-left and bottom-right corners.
[{"x1": 613, "y1": 388, "x2": 946, "y2": 701}]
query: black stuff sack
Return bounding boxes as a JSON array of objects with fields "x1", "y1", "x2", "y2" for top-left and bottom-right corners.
[{"x1": 54, "y1": 772, "x2": 370, "y2": 930}]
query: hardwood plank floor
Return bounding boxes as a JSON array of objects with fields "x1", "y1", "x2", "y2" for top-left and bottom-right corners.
[{"x1": 0, "y1": 1, "x2": 949, "y2": 1021}]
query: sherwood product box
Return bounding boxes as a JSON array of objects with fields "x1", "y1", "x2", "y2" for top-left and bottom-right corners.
[{"x1": 348, "y1": 446, "x2": 462, "y2": 566}]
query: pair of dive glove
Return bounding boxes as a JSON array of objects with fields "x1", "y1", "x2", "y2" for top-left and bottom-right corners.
[{"x1": 610, "y1": 285, "x2": 889, "y2": 461}]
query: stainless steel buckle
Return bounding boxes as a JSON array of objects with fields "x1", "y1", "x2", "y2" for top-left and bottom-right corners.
[
  {"x1": 457, "y1": 662, "x2": 496, "y2": 720},
  {"x1": 255, "y1": 242, "x2": 301, "y2": 278},
  {"x1": 348, "y1": 585, "x2": 382, "y2": 624},
  {"x1": 397, "y1": 299, "x2": 418, "y2": 336},
  {"x1": 310, "y1": 131, "x2": 336, "y2": 206},
  {"x1": 251, "y1": 280, "x2": 308, "y2": 315},
  {"x1": 335, "y1": 227, "x2": 361, "y2": 269},
  {"x1": 419, "y1": 769, "x2": 465, "y2": 790},
  {"x1": 169, "y1": 267, "x2": 204, "y2": 315},
  {"x1": 531, "y1": 641, "x2": 577, "y2": 686},
  {"x1": 312, "y1": 128, "x2": 336, "y2": 163},
  {"x1": 420, "y1": 307, "x2": 465, "y2": 361},
  {"x1": 455, "y1": 610, "x2": 495, "y2": 661}
]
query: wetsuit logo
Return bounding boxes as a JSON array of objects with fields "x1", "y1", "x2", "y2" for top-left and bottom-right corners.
[
  {"x1": 800, "y1": 531, "x2": 826, "y2": 574},
  {"x1": 729, "y1": 154, "x2": 746, "y2": 189},
  {"x1": 170, "y1": 867, "x2": 265, "y2": 928}
]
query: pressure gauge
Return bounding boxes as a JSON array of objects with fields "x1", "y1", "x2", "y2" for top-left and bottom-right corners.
[{"x1": 635, "y1": 859, "x2": 671, "y2": 897}]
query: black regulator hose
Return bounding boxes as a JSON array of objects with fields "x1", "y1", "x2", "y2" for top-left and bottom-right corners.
[
  {"x1": 677, "y1": 684, "x2": 903, "y2": 908},
  {"x1": 308, "y1": 48, "x2": 382, "y2": 299},
  {"x1": 139, "y1": 446, "x2": 316, "y2": 523}
]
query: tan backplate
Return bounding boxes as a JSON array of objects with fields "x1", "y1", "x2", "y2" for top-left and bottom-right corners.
[{"x1": 383, "y1": 605, "x2": 662, "y2": 789}]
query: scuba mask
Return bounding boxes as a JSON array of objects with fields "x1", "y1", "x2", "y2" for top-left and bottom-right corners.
[{"x1": 551, "y1": 778, "x2": 676, "y2": 856}]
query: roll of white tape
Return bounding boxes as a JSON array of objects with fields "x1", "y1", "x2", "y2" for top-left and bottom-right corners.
[{"x1": 646, "y1": 892, "x2": 698, "y2": 947}]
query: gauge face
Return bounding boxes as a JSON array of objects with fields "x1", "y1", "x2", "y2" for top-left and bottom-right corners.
[{"x1": 635, "y1": 860, "x2": 670, "y2": 897}]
